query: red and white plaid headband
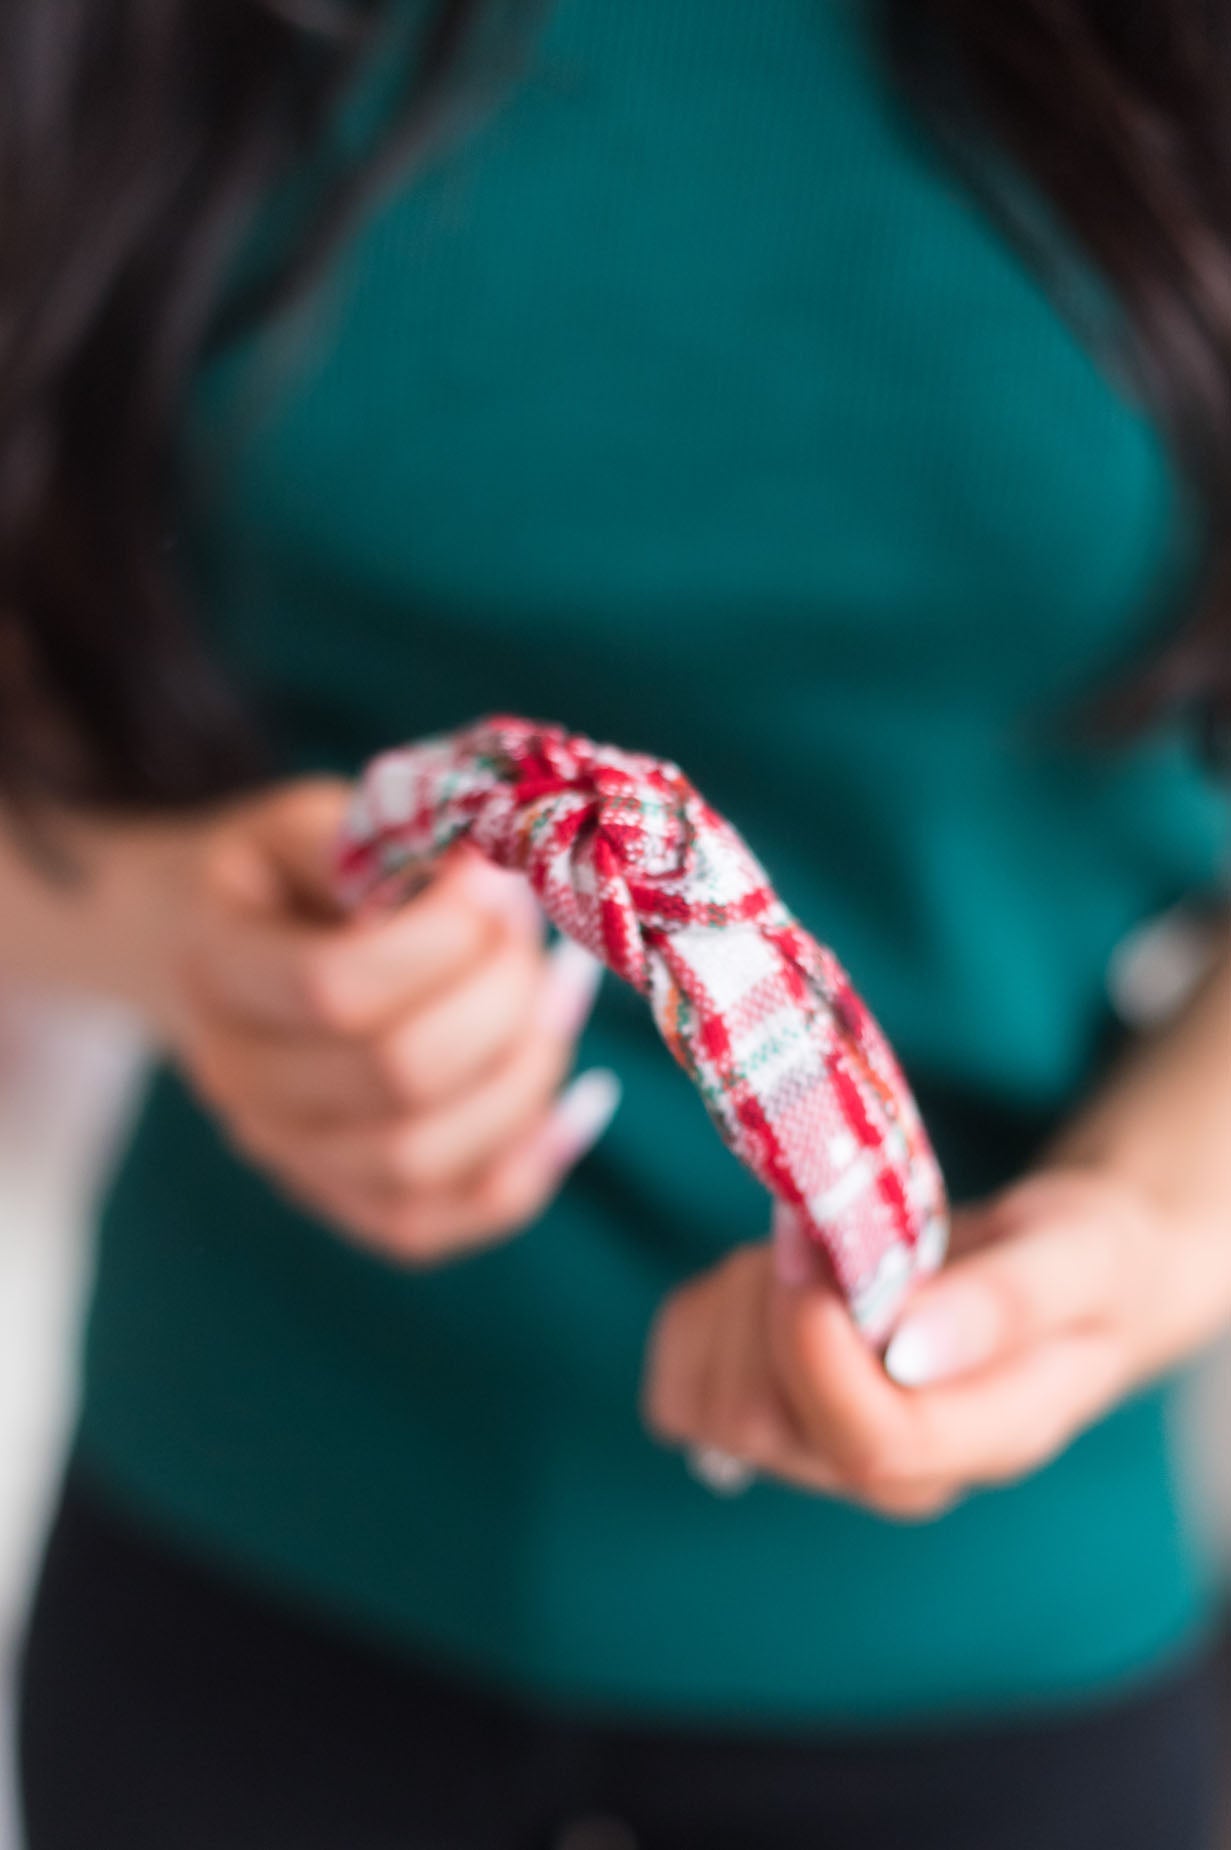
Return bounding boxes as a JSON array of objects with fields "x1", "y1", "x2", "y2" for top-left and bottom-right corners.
[{"x1": 336, "y1": 715, "x2": 948, "y2": 1338}]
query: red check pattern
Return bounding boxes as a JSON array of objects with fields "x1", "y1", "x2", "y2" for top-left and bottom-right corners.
[{"x1": 335, "y1": 715, "x2": 948, "y2": 1336}]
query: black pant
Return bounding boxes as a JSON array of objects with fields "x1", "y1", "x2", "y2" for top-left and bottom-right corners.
[{"x1": 17, "y1": 1464, "x2": 1226, "y2": 1850}]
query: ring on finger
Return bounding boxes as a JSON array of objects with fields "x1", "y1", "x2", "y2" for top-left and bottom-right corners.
[{"x1": 686, "y1": 1444, "x2": 756, "y2": 1496}]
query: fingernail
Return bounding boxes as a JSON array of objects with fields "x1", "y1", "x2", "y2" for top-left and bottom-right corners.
[
  {"x1": 883, "y1": 1285, "x2": 1000, "y2": 1388},
  {"x1": 543, "y1": 1067, "x2": 622, "y2": 1170},
  {"x1": 537, "y1": 937, "x2": 604, "y2": 1039},
  {"x1": 771, "y1": 1201, "x2": 818, "y2": 1288}
]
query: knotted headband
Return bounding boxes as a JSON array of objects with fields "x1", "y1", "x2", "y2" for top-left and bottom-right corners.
[{"x1": 336, "y1": 715, "x2": 949, "y2": 1338}]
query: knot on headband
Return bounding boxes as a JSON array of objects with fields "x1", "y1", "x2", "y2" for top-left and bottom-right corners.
[{"x1": 337, "y1": 715, "x2": 948, "y2": 1337}]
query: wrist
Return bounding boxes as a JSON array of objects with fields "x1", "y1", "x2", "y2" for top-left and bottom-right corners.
[
  {"x1": 63, "y1": 811, "x2": 211, "y2": 1032},
  {"x1": 1040, "y1": 1128, "x2": 1231, "y2": 1362}
]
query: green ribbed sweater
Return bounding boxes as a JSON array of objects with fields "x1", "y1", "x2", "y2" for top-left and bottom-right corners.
[{"x1": 77, "y1": 0, "x2": 1230, "y2": 1725}]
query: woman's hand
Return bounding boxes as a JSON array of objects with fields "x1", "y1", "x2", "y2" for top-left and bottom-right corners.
[
  {"x1": 642, "y1": 1164, "x2": 1231, "y2": 1519},
  {"x1": 152, "y1": 778, "x2": 617, "y2": 1264}
]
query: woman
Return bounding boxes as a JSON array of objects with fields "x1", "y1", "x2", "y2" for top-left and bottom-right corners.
[{"x1": 4, "y1": 2, "x2": 1230, "y2": 1845}]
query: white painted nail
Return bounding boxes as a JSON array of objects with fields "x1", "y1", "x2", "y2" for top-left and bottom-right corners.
[
  {"x1": 884, "y1": 1287, "x2": 999, "y2": 1388},
  {"x1": 544, "y1": 1067, "x2": 622, "y2": 1170},
  {"x1": 537, "y1": 937, "x2": 604, "y2": 1039}
]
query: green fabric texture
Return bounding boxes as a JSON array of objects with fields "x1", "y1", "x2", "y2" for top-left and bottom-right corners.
[{"x1": 78, "y1": 0, "x2": 1230, "y2": 1725}]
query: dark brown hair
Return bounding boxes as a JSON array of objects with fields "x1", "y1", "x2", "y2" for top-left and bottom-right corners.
[{"x1": 0, "y1": 0, "x2": 1228, "y2": 810}]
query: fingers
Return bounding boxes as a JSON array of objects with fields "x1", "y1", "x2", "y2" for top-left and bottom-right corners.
[
  {"x1": 641, "y1": 1171, "x2": 1154, "y2": 1518},
  {"x1": 250, "y1": 1067, "x2": 622, "y2": 1265},
  {"x1": 192, "y1": 846, "x2": 537, "y2": 1034},
  {"x1": 644, "y1": 1247, "x2": 843, "y2": 1496},
  {"x1": 214, "y1": 947, "x2": 614, "y2": 1264},
  {"x1": 766, "y1": 1209, "x2": 1130, "y2": 1497},
  {"x1": 643, "y1": 1263, "x2": 725, "y2": 1450},
  {"x1": 408, "y1": 933, "x2": 598, "y2": 1107},
  {"x1": 187, "y1": 934, "x2": 602, "y2": 1127},
  {"x1": 643, "y1": 1248, "x2": 1077, "y2": 1515},
  {"x1": 882, "y1": 1330, "x2": 1124, "y2": 1488},
  {"x1": 203, "y1": 778, "x2": 354, "y2": 919},
  {"x1": 769, "y1": 1268, "x2": 909, "y2": 1479},
  {"x1": 883, "y1": 1171, "x2": 1139, "y2": 1389},
  {"x1": 291, "y1": 1022, "x2": 577, "y2": 1199},
  {"x1": 176, "y1": 777, "x2": 619, "y2": 1268},
  {"x1": 701, "y1": 1254, "x2": 846, "y2": 1496}
]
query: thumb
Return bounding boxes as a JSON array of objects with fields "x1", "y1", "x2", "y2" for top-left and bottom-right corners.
[
  {"x1": 882, "y1": 1173, "x2": 1126, "y2": 1389},
  {"x1": 766, "y1": 1203, "x2": 901, "y2": 1470},
  {"x1": 208, "y1": 778, "x2": 353, "y2": 923}
]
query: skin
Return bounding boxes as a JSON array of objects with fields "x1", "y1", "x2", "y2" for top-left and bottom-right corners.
[
  {"x1": 2, "y1": 779, "x2": 1227, "y2": 1512},
  {"x1": 0, "y1": 778, "x2": 611, "y2": 1264},
  {"x1": 643, "y1": 926, "x2": 1231, "y2": 1518}
]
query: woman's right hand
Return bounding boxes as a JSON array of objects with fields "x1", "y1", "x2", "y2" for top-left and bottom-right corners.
[{"x1": 150, "y1": 777, "x2": 618, "y2": 1264}]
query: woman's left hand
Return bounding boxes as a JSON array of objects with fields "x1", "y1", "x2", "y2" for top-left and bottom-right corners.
[{"x1": 642, "y1": 1164, "x2": 1231, "y2": 1519}]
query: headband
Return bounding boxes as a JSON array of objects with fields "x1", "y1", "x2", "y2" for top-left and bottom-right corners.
[{"x1": 336, "y1": 715, "x2": 948, "y2": 1338}]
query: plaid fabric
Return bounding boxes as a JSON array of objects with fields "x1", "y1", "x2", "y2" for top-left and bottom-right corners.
[{"x1": 335, "y1": 715, "x2": 948, "y2": 1336}]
